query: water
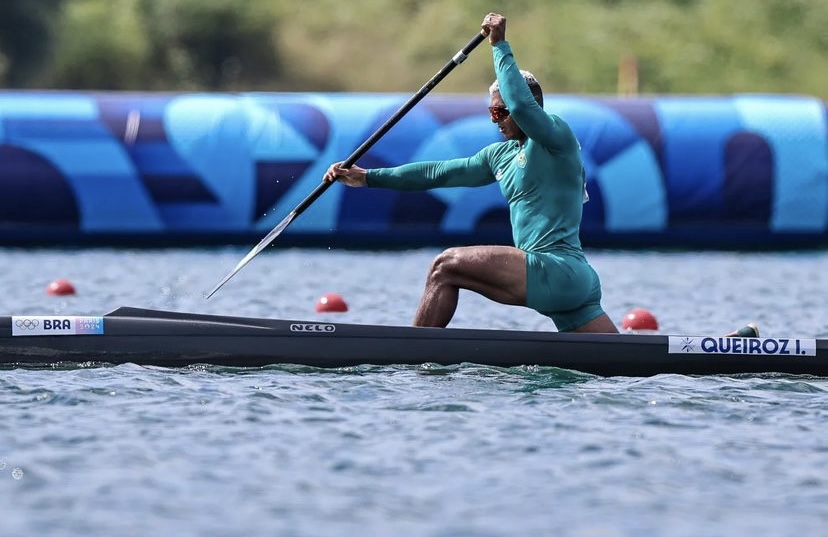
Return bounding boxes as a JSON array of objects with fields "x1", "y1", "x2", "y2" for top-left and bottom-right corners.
[{"x1": 1, "y1": 247, "x2": 828, "y2": 536}]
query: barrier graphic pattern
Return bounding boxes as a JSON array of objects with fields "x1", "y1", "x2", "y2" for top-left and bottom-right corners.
[{"x1": 0, "y1": 91, "x2": 826, "y2": 248}]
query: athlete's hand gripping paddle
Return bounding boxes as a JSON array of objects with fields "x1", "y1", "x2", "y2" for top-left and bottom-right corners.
[{"x1": 206, "y1": 29, "x2": 487, "y2": 299}]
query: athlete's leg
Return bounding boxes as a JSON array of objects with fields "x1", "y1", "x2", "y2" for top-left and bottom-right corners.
[
  {"x1": 571, "y1": 312, "x2": 619, "y2": 333},
  {"x1": 413, "y1": 245, "x2": 527, "y2": 327},
  {"x1": 539, "y1": 256, "x2": 618, "y2": 334}
]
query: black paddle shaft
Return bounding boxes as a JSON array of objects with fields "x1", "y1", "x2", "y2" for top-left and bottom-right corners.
[
  {"x1": 204, "y1": 30, "x2": 487, "y2": 299},
  {"x1": 291, "y1": 30, "x2": 488, "y2": 216}
]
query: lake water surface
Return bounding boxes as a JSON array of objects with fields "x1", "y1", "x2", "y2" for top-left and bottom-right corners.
[{"x1": 1, "y1": 247, "x2": 826, "y2": 536}]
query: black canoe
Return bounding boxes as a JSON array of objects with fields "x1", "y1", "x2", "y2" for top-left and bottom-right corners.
[{"x1": 1, "y1": 306, "x2": 826, "y2": 376}]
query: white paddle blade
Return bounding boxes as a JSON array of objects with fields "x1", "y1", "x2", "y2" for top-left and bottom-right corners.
[{"x1": 205, "y1": 211, "x2": 297, "y2": 299}]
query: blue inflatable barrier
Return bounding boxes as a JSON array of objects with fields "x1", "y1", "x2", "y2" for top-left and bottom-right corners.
[{"x1": 0, "y1": 91, "x2": 826, "y2": 248}]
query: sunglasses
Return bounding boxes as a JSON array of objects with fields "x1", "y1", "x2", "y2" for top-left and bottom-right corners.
[{"x1": 488, "y1": 106, "x2": 510, "y2": 122}]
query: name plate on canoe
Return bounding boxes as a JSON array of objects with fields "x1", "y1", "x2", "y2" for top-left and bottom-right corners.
[
  {"x1": 668, "y1": 336, "x2": 816, "y2": 356},
  {"x1": 12, "y1": 316, "x2": 104, "y2": 336}
]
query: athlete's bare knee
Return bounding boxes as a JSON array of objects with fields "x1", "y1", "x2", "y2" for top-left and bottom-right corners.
[{"x1": 427, "y1": 248, "x2": 462, "y2": 284}]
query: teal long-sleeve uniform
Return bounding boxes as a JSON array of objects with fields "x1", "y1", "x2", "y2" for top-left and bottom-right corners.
[{"x1": 366, "y1": 41, "x2": 605, "y2": 331}]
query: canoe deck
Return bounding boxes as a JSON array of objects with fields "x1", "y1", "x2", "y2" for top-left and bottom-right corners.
[{"x1": 1, "y1": 307, "x2": 826, "y2": 376}]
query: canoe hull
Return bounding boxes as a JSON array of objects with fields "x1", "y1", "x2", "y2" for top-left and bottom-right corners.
[{"x1": 2, "y1": 307, "x2": 826, "y2": 376}]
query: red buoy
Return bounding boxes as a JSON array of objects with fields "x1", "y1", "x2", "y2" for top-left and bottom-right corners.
[
  {"x1": 621, "y1": 307, "x2": 658, "y2": 332},
  {"x1": 47, "y1": 279, "x2": 76, "y2": 296},
  {"x1": 315, "y1": 292, "x2": 348, "y2": 313}
]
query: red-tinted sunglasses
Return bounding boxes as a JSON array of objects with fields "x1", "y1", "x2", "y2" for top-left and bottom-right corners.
[{"x1": 488, "y1": 106, "x2": 510, "y2": 122}]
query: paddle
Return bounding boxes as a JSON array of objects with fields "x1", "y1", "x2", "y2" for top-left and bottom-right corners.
[{"x1": 206, "y1": 29, "x2": 487, "y2": 299}]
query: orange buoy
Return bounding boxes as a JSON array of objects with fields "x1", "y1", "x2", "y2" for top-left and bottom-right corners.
[
  {"x1": 47, "y1": 279, "x2": 76, "y2": 296},
  {"x1": 621, "y1": 307, "x2": 658, "y2": 332},
  {"x1": 315, "y1": 292, "x2": 348, "y2": 313}
]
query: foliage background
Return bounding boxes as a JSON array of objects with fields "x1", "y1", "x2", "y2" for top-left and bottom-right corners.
[{"x1": 1, "y1": 0, "x2": 826, "y2": 98}]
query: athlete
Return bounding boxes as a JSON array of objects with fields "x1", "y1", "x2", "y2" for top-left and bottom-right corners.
[{"x1": 323, "y1": 12, "x2": 618, "y2": 333}]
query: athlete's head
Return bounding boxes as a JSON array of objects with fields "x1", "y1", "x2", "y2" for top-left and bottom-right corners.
[{"x1": 488, "y1": 70, "x2": 543, "y2": 141}]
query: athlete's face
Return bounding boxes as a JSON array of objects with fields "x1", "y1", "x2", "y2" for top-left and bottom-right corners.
[{"x1": 489, "y1": 91, "x2": 525, "y2": 141}]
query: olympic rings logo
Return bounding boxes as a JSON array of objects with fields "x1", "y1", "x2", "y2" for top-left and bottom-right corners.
[{"x1": 14, "y1": 319, "x2": 40, "y2": 330}]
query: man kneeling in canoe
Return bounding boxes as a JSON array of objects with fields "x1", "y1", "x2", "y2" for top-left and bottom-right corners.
[{"x1": 324, "y1": 13, "x2": 618, "y2": 333}]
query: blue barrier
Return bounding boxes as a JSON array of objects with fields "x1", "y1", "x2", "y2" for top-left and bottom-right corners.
[{"x1": 0, "y1": 91, "x2": 826, "y2": 248}]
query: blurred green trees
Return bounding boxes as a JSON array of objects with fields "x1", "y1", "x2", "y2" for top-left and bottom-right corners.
[
  {"x1": 0, "y1": 0, "x2": 825, "y2": 97},
  {"x1": 0, "y1": 0, "x2": 64, "y2": 87}
]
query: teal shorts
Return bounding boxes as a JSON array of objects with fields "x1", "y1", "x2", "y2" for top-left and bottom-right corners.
[{"x1": 525, "y1": 250, "x2": 605, "y2": 332}]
